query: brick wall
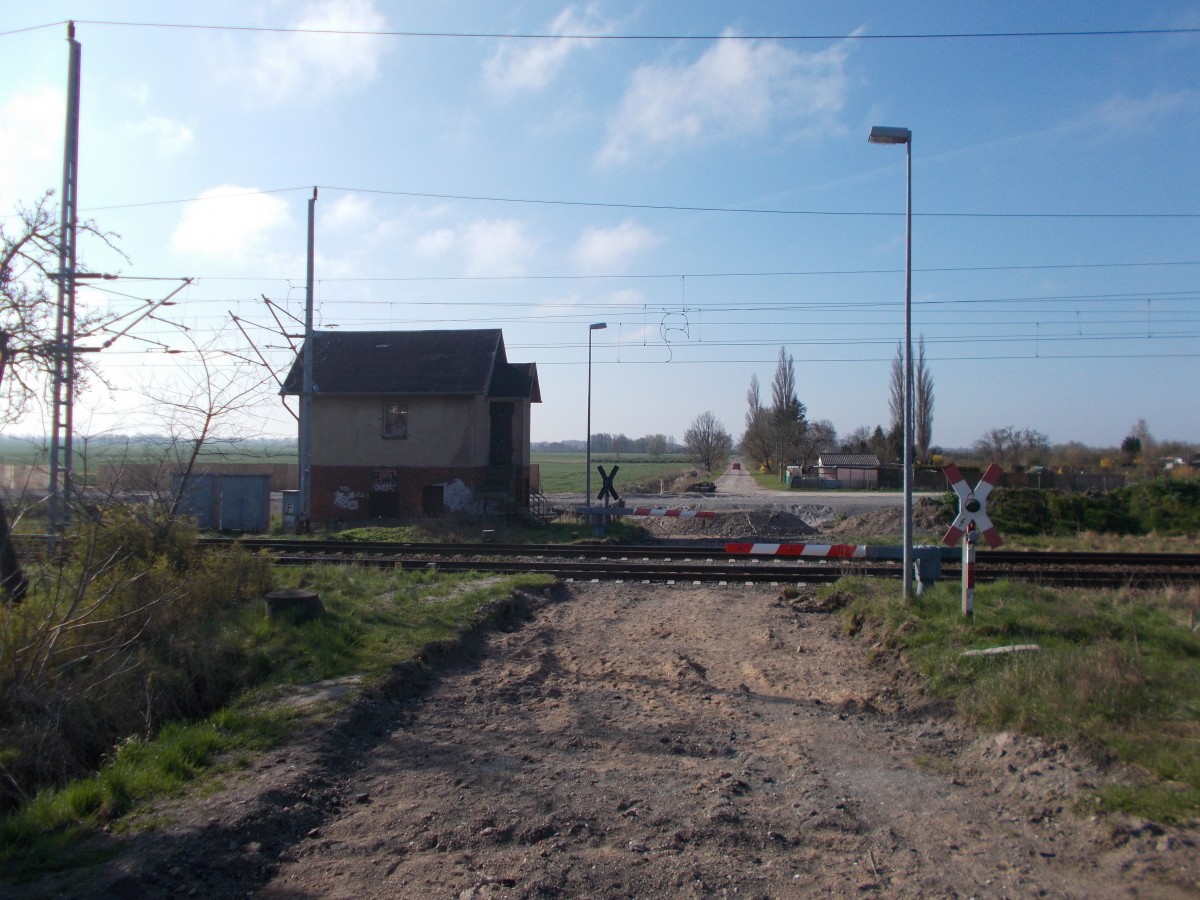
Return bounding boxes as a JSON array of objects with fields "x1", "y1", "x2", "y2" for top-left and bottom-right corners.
[{"x1": 310, "y1": 465, "x2": 531, "y2": 523}]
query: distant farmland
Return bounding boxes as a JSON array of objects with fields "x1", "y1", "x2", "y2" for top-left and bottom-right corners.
[{"x1": 534, "y1": 452, "x2": 695, "y2": 494}]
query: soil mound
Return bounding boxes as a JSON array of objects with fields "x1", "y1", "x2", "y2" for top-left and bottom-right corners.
[{"x1": 641, "y1": 508, "x2": 818, "y2": 540}]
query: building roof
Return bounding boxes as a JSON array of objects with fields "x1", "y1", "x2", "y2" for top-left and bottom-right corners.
[
  {"x1": 280, "y1": 329, "x2": 540, "y2": 401},
  {"x1": 817, "y1": 453, "x2": 881, "y2": 468}
]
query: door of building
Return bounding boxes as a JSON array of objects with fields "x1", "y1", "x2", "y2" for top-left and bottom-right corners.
[{"x1": 489, "y1": 401, "x2": 515, "y2": 466}]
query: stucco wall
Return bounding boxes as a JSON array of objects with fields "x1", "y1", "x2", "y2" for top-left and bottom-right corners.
[{"x1": 310, "y1": 395, "x2": 486, "y2": 467}]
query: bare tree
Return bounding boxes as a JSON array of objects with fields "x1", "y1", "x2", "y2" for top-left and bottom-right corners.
[
  {"x1": 888, "y1": 345, "x2": 903, "y2": 437},
  {"x1": 684, "y1": 411, "x2": 732, "y2": 473},
  {"x1": 740, "y1": 373, "x2": 773, "y2": 470},
  {"x1": 914, "y1": 337, "x2": 934, "y2": 462},
  {"x1": 769, "y1": 347, "x2": 807, "y2": 476},
  {"x1": 0, "y1": 192, "x2": 125, "y2": 425},
  {"x1": 138, "y1": 330, "x2": 277, "y2": 516},
  {"x1": 644, "y1": 434, "x2": 668, "y2": 458},
  {"x1": 974, "y1": 426, "x2": 1050, "y2": 469},
  {"x1": 890, "y1": 337, "x2": 934, "y2": 463},
  {"x1": 795, "y1": 419, "x2": 838, "y2": 468}
]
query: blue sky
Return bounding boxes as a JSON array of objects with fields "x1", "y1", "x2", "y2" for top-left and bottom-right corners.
[{"x1": 2, "y1": 1, "x2": 1198, "y2": 451}]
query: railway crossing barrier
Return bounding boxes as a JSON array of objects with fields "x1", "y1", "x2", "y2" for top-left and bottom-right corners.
[{"x1": 725, "y1": 541, "x2": 945, "y2": 591}]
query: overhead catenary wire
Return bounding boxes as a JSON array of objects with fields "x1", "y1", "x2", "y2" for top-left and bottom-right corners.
[
  {"x1": 6, "y1": 19, "x2": 1199, "y2": 41},
  {"x1": 65, "y1": 183, "x2": 1200, "y2": 220}
]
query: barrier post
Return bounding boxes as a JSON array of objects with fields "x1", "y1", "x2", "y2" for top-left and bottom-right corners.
[{"x1": 962, "y1": 522, "x2": 978, "y2": 617}]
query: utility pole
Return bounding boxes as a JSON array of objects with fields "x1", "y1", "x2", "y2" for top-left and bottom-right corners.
[
  {"x1": 48, "y1": 21, "x2": 81, "y2": 551},
  {"x1": 298, "y1": 188, "x2": 317, "y2": 532}
]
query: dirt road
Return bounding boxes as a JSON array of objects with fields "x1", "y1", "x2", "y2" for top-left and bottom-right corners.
[{"x1": 69, "y1": 582, "x2": 1198, "y2": 898}]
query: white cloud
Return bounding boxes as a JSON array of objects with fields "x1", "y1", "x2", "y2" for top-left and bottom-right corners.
[
  {"x1": 572, "y1": 219, "x2": 661, "y2": 273},
  {"x1": 327, "y1": 193, "x2": 373, "y2": 229},
  {"x1": 414, "y1": 227, "x2": 456, "y2": 257},
  {"x1": 1073, "y1": 90, "x2": 1199, "y2": 134},
  {"x1": 460, "y1": 218, "x2": 535, "y2": 276},
  {"x1": 0, "y1": 86, "x2": 64, "y2": 211},
  {"x1": 231, "y1": 0, "x2": 387, "y2": 104},
  {"x1": 599, "y1": 32, "x2": 851, "y2": 165},
  {"x1": 171, "y1": 186, "x2": 292, "y2": 262},
  {"x1": 483, "y1": 5, "x2": 609, "y2": 96},
  {"x1": 410, "y1": 218, "x2": 536, "y2": 276},
  {"x1": 129, "y1": 114, "x2": 194, "y2": 157}
]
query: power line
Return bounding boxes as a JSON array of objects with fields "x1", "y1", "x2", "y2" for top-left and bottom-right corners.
[
  {"x1": 317, "y1": 185, "x2": 1200, "y2": 220},
  {"x1": 76, "y1": 261, "x2": 1200, "y2": 289},
  {"x1": 27, "y1": 20, "x2": 1200, "y2": 42},
  {"x1": 68, "y1": 184, "x2": 1200, "y2": 220}
]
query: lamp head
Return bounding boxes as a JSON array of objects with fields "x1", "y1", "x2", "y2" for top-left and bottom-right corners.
[
  {"x1": 590, "y1": 322, "x2": 607, "y2": 330},
  {"x1": 868, "y1": 125, "x2": 911, "y2": 145}
]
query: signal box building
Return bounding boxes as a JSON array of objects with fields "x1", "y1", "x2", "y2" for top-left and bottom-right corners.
[{"x1": 281, "y1": 329, "x2": 540, "y2": 523}]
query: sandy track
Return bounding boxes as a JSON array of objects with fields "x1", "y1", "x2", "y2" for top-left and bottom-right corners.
[{"x1": 52, "y1": 581, "x2": 1196, "y2": 899}]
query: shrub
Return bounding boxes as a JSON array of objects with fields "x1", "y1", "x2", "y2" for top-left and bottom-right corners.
[
  {"x1": 0, "y1": 508, "x2": 273, "y2": 813},
  {"x1": 1122, "y1": 478, "x2": 1200, "y2": 534},
  {"x1": 1047, "y1": 491, "x2": 1138, "y2": 535},
  {"x1": 987, "y1": 488, "x2": 1053, "y2": 535}
]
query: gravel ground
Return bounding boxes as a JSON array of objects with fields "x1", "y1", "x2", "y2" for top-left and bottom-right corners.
[{"x1": 33, "y1": 581, "x2": 1200, "y2": 899}]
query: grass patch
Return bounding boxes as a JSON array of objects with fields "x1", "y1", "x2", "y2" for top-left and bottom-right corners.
[
  {"x1": 0, "y1": 559, "x2": 552, "y2": 879},
  {"x1": 533, "y1": 452, "x2": 694, "y2": 494},
  {"x1": 331, "y1": 517, "x2": 648, "y2": 545},
  {"x1": 0, "y1": 705, "x2": 296, "y2": 878},
  {"x1": 834, "y1": 578, "x2": 1200, "y2": 823}
]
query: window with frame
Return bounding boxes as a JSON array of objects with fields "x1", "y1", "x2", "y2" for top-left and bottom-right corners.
[{"x1": 383, "y1": 401, "x2": 408, "y2": 439}]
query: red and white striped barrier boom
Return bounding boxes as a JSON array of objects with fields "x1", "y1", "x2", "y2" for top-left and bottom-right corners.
[{"x1": 725, "y1": 542, "x2": 868, "y2": 558}]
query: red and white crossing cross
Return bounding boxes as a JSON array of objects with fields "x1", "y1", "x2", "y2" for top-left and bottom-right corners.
[{"x1": 942, "y1": 463, "x2": 1004, "y2": 548}]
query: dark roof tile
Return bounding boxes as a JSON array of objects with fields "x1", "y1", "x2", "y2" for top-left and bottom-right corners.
[{"x1": 281, "y1": 329, "x2": 537, "y2": 400}]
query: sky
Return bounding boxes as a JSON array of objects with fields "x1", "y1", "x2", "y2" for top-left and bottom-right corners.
[{"x1": 2, "y1": 1, "x2": 1199, "y2": 452}]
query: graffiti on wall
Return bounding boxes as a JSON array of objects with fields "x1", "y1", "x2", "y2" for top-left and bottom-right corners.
[
  {"x1": 333, "y1": 486, "x2": 366, "y2": 510},
  {"x1": 443, "y1": 478, "x2": 476, "y2": 513}
]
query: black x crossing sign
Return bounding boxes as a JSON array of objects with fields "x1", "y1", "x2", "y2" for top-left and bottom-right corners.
[{"x1": 596, "y1": 464, "x2": 620, "y2": 502}]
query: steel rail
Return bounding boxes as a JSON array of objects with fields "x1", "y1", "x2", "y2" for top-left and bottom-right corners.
[
  {"x1": 260, "y1": 551, "x2": 1200, "y2": 589},
  {"x1": 198, "y1": 537, "x2": 1200, "y2": 569}
]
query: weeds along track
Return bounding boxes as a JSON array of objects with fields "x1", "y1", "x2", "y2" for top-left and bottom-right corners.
[{"x1": 197, "y1": 538, "x2": 1200, "y2": 588}]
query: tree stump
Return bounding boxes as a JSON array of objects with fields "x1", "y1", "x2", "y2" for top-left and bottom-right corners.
[{"x1": 265, "y1": 589, "x2": 325, "y2": 621}]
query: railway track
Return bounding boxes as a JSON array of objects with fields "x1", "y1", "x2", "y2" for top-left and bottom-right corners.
[{"x1": 197, "y1": 537, "x2": 1200, "y2": 589}]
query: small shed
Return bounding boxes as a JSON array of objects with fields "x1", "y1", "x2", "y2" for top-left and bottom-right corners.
[
  {"x1": 816, "y1": 453, "x2": 881, "y2": 489},
  {"x1": 173, "y1": 473, "x2": 272, "y2": 531}
]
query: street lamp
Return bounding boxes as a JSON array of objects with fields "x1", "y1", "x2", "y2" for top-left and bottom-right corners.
[
  {"x1": 585, "y1": 323, "x2": 607, "y2": 514},
  {"x1": 868, "y1": 124, "x2": 914, "y2": 600}
]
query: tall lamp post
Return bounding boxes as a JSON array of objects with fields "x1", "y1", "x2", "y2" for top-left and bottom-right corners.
[
  {"x1": 585, "y1": 322, "x2": 607, "y2": 512},
  {"x1": 868, "y1": 124, "x2": 914, "y2": 600}
]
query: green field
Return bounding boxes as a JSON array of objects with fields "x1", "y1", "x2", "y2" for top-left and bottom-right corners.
[
  {"x1": 533, "y1": 452, "x2": 698, "y2": 494},
  {"x1": 0, "y1": 436, "x2": 297, "y2": 467}
]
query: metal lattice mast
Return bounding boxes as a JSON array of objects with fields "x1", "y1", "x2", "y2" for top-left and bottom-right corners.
[{"x1": 48, "y1": 21, "x2": 81, "y2": 550}]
